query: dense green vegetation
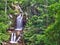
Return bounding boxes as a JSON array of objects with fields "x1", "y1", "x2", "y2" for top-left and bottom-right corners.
[{"x1": 0, "y1": 0, "x2": 60, "y2": 45}]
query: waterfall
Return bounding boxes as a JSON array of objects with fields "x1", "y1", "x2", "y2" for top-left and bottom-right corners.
[
  {"x1": 10, "y1": 5, "x2": 23, "y2": 43},
  {"x1": 10, "y1": 33, "x2": 17, "y2": 43},
  {"x1": 15, "y1": 14, "x2": 23, "y2": 30}
]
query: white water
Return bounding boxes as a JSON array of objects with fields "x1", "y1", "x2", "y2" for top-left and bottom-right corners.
[
  {"x1": 15, "y1": 14, "x2": 23, "y2": 42},
  {"x1": 10, "y1": 33, "x2": 17, "y2": 43},
  {"x1": 15, "y1": 14, "x2": 23, "y2": 30},
  {"x1": 10, "y1": 5, "x2": 23, "y2": 43},
  {"x1": 10, "y1": 14, "x2": 23, "y2": 43},
  {"x1": 10, "y1": 33, "x2": 14, "y2": 42}
]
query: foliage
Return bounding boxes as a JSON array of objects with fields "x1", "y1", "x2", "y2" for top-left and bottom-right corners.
[
  {"x1": 44, "y1": 3, "x2": 60, "y2": 45},
  {"x1": 0, "y1": 0, "x2": 60, "y2": 45},
  {"x1": 0, "y1": 0, "x2": 10, "y2": 44}
]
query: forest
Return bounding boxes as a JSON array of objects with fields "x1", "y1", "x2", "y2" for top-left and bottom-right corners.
[{"x1": 0, "y1": 0, "x2": 60, "y2": 45}]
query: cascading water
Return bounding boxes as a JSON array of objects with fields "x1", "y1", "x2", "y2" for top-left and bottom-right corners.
[
  {"x1": 15, "y1": 14, "x2": 23, "y2": 30},
  {"x1": 10, "y1": 33, "x2": 17, "y2": 43},
  {"x1": 10, "y1": 4, "x2": 23, "y2": 43},
  {"x1": 10, "y1": 14, "x2": 23, "y2": 43},
  {"x1": 15, "y1": 13, "x2": 23, "y2": 42}
]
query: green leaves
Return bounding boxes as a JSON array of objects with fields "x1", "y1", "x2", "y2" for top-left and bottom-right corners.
[
  {"x1": 44, "y1": 2, "x2": 60, "y2": 45},
  {"x1": 0, "y1": 0, "x2": 60, "y2": 45},
  {"x1": 0, "y1": 22, "x2": 9, "y2": 42}
]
